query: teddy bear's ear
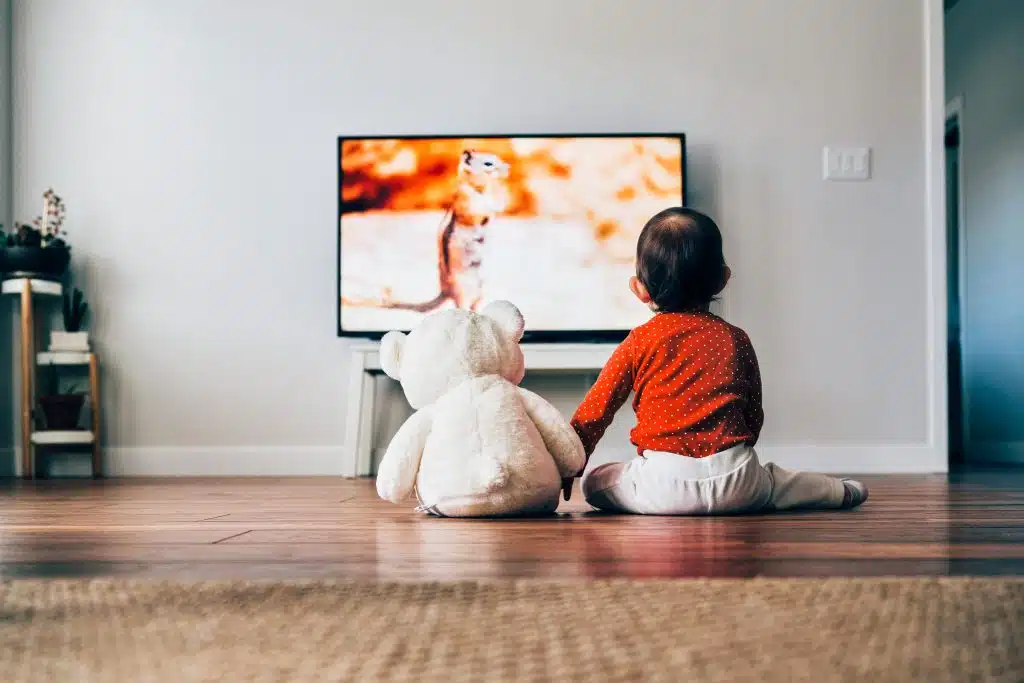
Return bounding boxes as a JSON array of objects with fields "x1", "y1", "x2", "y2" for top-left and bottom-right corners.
[
  {"x1": 379, "y1": 331, "x2": 406, "y2": 380},
  {"x1": 481, "y1": 300, "x2": 525, "y2": 342}
]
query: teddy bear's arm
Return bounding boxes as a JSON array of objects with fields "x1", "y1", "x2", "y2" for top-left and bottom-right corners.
[
  {"x1": 517, "y1": 387, "x2": 586, "y2": 478},
  {"x1": 375, "y1": 408, "x2": 433, "y2": 503}
]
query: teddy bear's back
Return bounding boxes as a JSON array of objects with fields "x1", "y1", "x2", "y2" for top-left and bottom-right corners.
[{"x1": 416, "y1": 375, "x2": 561, "y2": 502}]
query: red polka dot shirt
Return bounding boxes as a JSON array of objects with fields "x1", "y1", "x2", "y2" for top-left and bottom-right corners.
[{"x1": 570, "y1": 312, "x2": 764, "y2": 463}]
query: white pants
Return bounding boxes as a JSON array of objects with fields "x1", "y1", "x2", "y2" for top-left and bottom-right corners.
[{"x1": 582, "y1": 445, "x2": 846, "y2": 515}]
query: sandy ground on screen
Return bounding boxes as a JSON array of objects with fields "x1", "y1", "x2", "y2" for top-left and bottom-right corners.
[{"x1": 340, "y1": 211, "x2": 652, "y2": 332}]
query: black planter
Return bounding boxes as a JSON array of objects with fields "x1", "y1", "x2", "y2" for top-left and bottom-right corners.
[
  {"x1": 39, "y1": 394, "x2": 86, "y2": 430},
  {"x1": 0, "y1": 246, "x2": 71, "y2": 281}
]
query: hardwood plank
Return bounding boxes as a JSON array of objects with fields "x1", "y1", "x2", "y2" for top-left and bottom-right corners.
[
  {"x1": 2, "y1": 558, "x2": 1023, "y2": 581},
  {"x1": 0, "y1": 472, "x2": 1022, "y2": 580},
  {"x1": 0, "y1": 540, "x2": 902, "y2": 563},
  {"x1": 0, "y1": 529, "x2": 238, "y2": 545}
]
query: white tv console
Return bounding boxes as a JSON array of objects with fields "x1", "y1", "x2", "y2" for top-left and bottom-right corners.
[{"x1": 341, "y1": 341, "x2": 616, "y2": 477}]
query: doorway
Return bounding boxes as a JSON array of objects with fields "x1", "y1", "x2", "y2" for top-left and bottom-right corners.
[{"x1": 945, "y1": 101, "x2": 966, "y2": 467}]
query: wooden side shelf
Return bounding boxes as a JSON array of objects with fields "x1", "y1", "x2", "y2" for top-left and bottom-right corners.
[{"x1": 2, "y1": 278, "x2": 102, "y2": 479}]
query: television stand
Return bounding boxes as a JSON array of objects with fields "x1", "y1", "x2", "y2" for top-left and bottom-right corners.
[{"x1": 341, "y1": 340, "x2": 616, "y2": 477}]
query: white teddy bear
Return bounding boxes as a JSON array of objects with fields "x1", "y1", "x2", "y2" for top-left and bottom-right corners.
[{"x1": 375, "y1": 300, "x2": 586, "y2": 517}]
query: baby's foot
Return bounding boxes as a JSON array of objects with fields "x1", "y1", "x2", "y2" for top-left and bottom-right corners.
[{"x1": 840, "y1": 479, "x2": 868, "y2": 508}]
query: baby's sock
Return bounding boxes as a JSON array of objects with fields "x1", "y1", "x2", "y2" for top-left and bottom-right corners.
[{"x1": 840, "y1": 479, "x2": 868, "y2": 508}]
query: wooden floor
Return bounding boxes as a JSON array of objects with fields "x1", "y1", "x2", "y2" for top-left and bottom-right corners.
[{"x1": 2, "y1": 471, "x2": 1023, "y2": 580}]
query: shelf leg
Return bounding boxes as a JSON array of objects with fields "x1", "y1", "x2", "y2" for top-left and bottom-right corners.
[
  {"x1": 89, "y1": 352, "x2": 102, "y2": 478},
  {"x1": 19, "y1": 280, "x2": 34, "y2": 480}
]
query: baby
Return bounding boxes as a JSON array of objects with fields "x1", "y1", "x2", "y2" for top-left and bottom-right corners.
[{"x1": 564, "y1": 207, "x2": 867, "y2": 515}]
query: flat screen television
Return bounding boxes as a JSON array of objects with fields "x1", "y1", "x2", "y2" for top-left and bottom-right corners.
[{"x1": 338, "y1": 133, "x2": 686, "y2": 342}]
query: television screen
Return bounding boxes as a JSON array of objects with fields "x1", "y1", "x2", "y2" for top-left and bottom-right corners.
[{"x1": 338, "y1": 134, "x2": 685, "y2": 341}]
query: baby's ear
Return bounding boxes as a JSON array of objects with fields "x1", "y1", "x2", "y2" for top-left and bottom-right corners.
[
  {"x1": 379, "y1": 331, "x2": 406, "y2": 380},
  {"x1": 481, "y1": 300, "x2": 525, "y2": 342}
]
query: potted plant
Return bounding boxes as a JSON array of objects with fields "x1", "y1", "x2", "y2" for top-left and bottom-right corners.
[
  {"x1": 36, "y1": 365, "x2": 86, "y2": 431},
  {"x1": 50, "y1": 287, "x2": 90, "y2": 352},
  {"x1": 0, "y1": 188, "x2": 71, "y2": 281}
]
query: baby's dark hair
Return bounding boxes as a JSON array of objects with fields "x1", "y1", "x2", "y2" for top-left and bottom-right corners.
[{"x1": 635, "y1": 207, "x2": 727, "y2": 313}]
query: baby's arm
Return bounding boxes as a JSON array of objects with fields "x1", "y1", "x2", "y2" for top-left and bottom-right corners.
[
  {"x1": 375, "y1": 407, "x2": 433, "y2": 503},
  {"x1": 569, "y1": 335, "x2": 636, "y2": 461},
  {"x1": 518, "y1": 388, "x2": 586, "y2": 478}
]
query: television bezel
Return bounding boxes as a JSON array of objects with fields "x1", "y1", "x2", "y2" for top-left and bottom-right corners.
[{"x1": 337, "y1": 132, "x2": 687, "y2": 343}]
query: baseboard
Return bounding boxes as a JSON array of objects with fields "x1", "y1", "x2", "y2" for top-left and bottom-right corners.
[
  {"x1": 753, "y1": 444, "x2": 945, "y2": 474},
  {"x1": 3, "y1": 446, "x2": 347, "y2": 477},
  {"x1": 969, "y1": 441, "x2": 1024, "y2": 466},
  {"x1": 3, "y1": 443, "x2": 945, "y2": 478},
  {"x1": 104, "y1": 446, "x2": 347, "y2": 476}
]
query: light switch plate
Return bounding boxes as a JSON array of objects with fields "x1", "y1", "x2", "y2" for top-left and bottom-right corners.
[{"x1": 823, "y1": 146, "x2": 871, "y2": 181}]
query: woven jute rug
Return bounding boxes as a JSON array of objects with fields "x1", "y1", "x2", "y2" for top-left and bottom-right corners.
[{"x1": 1, "y1": 577, "x2": 1022, "y2": 682}]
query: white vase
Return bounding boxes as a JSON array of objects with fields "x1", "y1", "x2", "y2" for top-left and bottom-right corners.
[{"x1": 50, "y1": 331, "x2": 89, "y2": 352}]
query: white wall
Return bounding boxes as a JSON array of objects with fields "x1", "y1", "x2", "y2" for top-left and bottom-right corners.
[
  {"x1": 10, "y1": 0, "x2": 938, "y2": 476},
  {"x1": 0, "y1": 0, "x2": 13, "y2": 478},
  {"x1": 945, "y1": 0, "x2": 1024, "y2": 464}
]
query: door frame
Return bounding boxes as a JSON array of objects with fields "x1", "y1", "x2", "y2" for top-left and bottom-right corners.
[
  {"x1": 925, "y1": 0, "x2": 948, "y2": 471},
  {"x1": 945, "y1": 95, "x2": 970, "y2": 460}
]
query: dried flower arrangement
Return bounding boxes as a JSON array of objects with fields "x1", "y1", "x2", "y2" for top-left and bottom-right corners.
[
  {"x1": 0, "y1": 188, "x2": 72, "y2": 279},
  {"x1": 0, "y1": 187, "x2": 69, "y2": 248}
]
